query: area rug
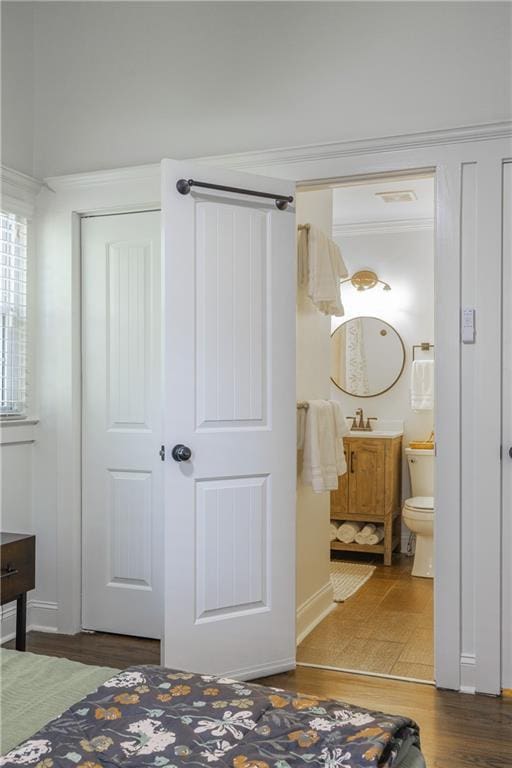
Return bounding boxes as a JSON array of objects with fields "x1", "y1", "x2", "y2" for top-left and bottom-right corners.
[{"x1": 330, "y1": 561, "x2": 376, "y2": 602}]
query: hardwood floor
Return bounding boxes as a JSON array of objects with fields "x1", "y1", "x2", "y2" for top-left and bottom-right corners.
[
  {"x1": 5, "y1": 630, "x2": 512, "y2": 767},
  {"x1": 297, "y1": 553, "x2": 434, "y2": 680}
]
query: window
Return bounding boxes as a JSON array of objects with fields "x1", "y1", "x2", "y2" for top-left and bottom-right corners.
[{"x1": 0, "y1": 211, "x2": 28, "y2": 417}]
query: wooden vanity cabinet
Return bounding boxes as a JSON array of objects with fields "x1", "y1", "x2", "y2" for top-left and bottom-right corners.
[{"x1": 331, "y1": 435, "x2": 402, "y2": 565}]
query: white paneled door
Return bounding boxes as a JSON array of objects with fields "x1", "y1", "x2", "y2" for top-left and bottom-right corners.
[
  {"x1": 82, "y1": 211, "x2": 163, "y2": 638},
  {"x1": 162, "y1": 160, "x2": 296, "y2": 678}
]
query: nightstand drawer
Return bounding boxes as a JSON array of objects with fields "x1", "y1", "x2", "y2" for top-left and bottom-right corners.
[{"x1": 0, "y1": 534, "x2": 35, "y2": 605}]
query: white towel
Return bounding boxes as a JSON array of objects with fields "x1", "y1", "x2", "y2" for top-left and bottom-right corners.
[
  {"x1": 336, "y1": 520, "x2": 362, "y2": 543},
  {"x1": 410, "y1": 360, "x2": 435, "y2": 411},
  {"x1": 330, "y1": 400, "x2": 348, "y2": 476},
  {"x1": 299, "y1": 225, "x2": 348, "y2": 316},
  {"x1": 302, "y1": 400, "x2": 345, "y2": 492},
  {"x1": 355, "y1": 524, "x2": 385, "y2": 545},
  {"x1": 330, "y1": 521, "x2": 339, "y2": 542}
]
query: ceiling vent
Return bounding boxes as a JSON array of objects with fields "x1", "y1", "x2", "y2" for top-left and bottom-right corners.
[{"x1": 375, "y1": 189, "x2": 417, "y2": 203}]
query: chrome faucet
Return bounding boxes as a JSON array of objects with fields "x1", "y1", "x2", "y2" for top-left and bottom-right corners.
[{"x1": 346, "y1": 408, "x2": 378, "y2": 432}]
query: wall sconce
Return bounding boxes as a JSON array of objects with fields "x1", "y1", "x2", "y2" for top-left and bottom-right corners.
[{"x1": 341, "y1": 269, "x2": 391, "y2": 292}]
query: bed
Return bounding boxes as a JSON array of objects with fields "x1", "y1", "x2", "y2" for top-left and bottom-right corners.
[{"x1": 1, "y1": 650, "x2": 425, "y2": 767}]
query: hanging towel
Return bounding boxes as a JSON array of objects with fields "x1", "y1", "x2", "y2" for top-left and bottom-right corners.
[
  {"x1": 298, "y1": 225, "x2": 348, "y2": 316},
  {"x1": 410, "y1": 360, "x2": 435, "y2": 411},
  {"x1": 330, "y1": 400, "x2": 348, "y2": 476},
  {"x1": 336, "y1": 520, "x2": 362, "y2": 543},
  {"x1": 330, "y1": 521, "x2": 339, "y2": 542},
  {"x1": 302, "y1": 400, "x2": 344, "y2": 492}
]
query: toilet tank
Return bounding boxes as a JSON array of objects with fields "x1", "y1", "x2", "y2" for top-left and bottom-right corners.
[{"x1": 405, "y1": 448, "x2": 434, "y2": 497}]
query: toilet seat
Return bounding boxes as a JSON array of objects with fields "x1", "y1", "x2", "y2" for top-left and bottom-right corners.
[{"x1": 404, "y1": 495, "x2": 434, "y2": 512}]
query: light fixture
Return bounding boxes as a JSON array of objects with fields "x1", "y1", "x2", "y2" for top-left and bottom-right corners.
[{"x1": 341, "y1": 269, "x2": 391, "y2": 292}]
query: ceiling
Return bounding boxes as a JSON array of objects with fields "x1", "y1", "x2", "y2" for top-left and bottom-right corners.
[{"x1": 332, "y1": 177, "x2": 435, "y2": 231}]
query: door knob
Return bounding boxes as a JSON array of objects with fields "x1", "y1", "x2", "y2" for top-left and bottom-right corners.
[
  {"x1": 509, "y1": 446, "x2": 512, "y2": 459},
  {"x1": 171, "y1": 444, "x2": 192, "y2": 462}
]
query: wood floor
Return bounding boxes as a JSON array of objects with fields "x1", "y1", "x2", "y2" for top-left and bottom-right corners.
[
  {"x1": 298, "y1": 553, "x2": 434, "y2": 680},
  {"x1": 5, "y1": 630, "x2": 512, "y2": 767}
]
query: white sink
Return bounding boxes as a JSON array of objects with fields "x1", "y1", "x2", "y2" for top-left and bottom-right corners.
[{"x1": 348, "y1": 429, "x2": 403, "y2": 438}]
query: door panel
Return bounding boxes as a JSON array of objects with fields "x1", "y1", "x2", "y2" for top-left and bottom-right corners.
[
  {"x1": 82, "y1": 211, "x2": 163, "y2": 638},
  {"x1": 349, "y1": 440, "x2": 385, "y2": 517},
  {"x1": 162, "y1": 160, "x2": 296, "y2": 679}
]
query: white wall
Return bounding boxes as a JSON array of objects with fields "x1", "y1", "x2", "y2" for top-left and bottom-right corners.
[
  {"x1": 2, "y1": 1, "x2": 511, "y2": 177},
  {"x1": 330, "y1": 228, "x2": 435, "y2": 534},
  {"x1": 295, "y1": 189, "x2": 334, "y2": 641}
]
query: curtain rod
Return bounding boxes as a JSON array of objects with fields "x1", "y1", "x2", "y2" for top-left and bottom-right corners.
[{"x1": 176, "y1": 179, "x2": 293, "y2": 210}]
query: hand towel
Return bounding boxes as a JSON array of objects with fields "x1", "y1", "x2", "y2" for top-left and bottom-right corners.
[
  {"x1": 356, "y1": 523, "x2": 377, "y2": 541},
  {"x1": 299, "y1": 225, "x2": 348, "y2": 316},
  {"x1": 330, "y1": 521, "x2": 339, "y2": 542},
  {"x1": 336, "y1": 520, "x2": 362, "y2": 543},
  {"x1": 410, "y1": 360, "x2": 435, "y2": 411},
  {"x1": 302, "y1": 400, "x2": 341, "y2": 492},
  {"x1": 330, "y1": 400, "x2": 348, "y2": 476}
]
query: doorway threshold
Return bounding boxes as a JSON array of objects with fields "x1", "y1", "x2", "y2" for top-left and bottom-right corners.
[{"x1": 296, "y1": 661, "x2": 435, "y2": 686}]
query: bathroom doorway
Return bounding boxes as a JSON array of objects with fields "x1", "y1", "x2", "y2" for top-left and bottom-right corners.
[{"x1": 295, "y1": 172, "x2": 436, "y2": 683}]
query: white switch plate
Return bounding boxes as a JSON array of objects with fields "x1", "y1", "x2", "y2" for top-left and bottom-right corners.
[{"x1": 462, "y1": 307, "x2": 475, "y2": 343}]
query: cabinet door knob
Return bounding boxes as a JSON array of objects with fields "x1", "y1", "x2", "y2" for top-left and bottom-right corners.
[{"x1": 509, "y1": 446, "x2": 512, "y2": 459}]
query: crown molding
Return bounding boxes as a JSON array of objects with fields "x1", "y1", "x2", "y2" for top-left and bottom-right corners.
[
  {"x1": 40, "y1": 120, "x2": 512, "y2": 191},
  {"x1": 333, "y1": 217, "x2": 434, "y2": 237},
  {"x1": 195, "y1": 120, "x2": 512, "y2": 171},
  {"x1": 45, "y1": 163, "x2": 160, "y2": 191},
  {"x1": 0, "y1": 166, "x2": 42, "y2": 217}
]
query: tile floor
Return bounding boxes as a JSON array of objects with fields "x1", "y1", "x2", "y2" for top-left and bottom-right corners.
[{"x1": 297, "y1": 553, "x2": 434, "y2": 681}]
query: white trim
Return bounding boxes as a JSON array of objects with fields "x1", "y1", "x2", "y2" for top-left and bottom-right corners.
[
  {"x1": 296, "y1": 581, "x2": 335, "y2": 645},
  {"x1": 0, "y1": 599, "x2": 58, "y2": 643},
  {"x1": 0, "y1": 166, "x2": 42, "y2": 218},
  {"x1": 222, "y1": 657, "x2": 296, "y2": 682},
  {"x1": 195, "y1": 121, "x2": 512, "y2": 171},
  {"x1": 0, "y1": 420, "x2": 38, "y2": 445},
  {"x1": 333, "y1": 217, "x2": 434, "y2": 238},
  {"x1": 460, "y1": 653, "x2": 476, "y2": 694},
  {"x1": 45, "y1": 164, "x2": 160, "y2": 192},
  {"x1": 41, "y1": 121, "x2": 512, "y2": 192}
]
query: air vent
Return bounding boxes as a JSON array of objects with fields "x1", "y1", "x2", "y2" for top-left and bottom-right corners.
[{"x1": 375, "y1": 189, "x2": 417, "y2": 203}]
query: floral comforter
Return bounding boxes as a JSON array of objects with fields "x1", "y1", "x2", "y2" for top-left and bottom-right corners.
[{"x1": 1, "y1": 665, "x2": 421, "y2": 768}]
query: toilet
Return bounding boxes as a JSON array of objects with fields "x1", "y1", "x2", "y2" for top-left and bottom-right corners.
[{"x1": 402, "y1": 447, "x2": 435, "y2": 578}]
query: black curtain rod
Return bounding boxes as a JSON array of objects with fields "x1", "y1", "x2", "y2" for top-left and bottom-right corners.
[{"x1": 176, "y1": 178, "x2": 294, "y2": 210}]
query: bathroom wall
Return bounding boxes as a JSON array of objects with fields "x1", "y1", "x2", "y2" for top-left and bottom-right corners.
[
  {"x1": 331, "y1": 227, "x2": 435, "y2": 547},
  {"x1": 295, "y1": 189, "x2": 334, "y2": 641}
]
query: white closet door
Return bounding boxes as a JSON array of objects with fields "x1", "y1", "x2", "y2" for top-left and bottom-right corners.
[
  {"x1": 503, "y1": 162, "x2": 512, "y2": 689},
  {"x1": 161, "y1": 159, "x2": 296, "y2": 679},
  {"x1": 82, "y1": 210, "x2": 163, "y2": 639}
]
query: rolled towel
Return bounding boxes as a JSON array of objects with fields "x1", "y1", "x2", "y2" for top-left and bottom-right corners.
[
  {"x1": 355, "y1": 523, "x2": 377, "y2": 543},
  {"x1": 330, "y1": 521, "x2": 339, "y2": 542},
  {"x1": 364, "y1": 526, "x2": 385, "y2": 545},
  {"x1": 336, "y1": 521, "x2": 362, "y2": 543}
]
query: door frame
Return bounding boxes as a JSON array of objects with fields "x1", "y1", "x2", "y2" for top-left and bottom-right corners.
[{"x1": 41, "y1": 125, "x2": 509, "y2": 694}]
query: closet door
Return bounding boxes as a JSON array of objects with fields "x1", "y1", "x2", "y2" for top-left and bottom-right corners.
[
  {"x1": 82, "y1": 211, "x2": 163, "y2": 639},
  {"x1": 161, "y1": 159, "x2": 296, "y2": 679}
]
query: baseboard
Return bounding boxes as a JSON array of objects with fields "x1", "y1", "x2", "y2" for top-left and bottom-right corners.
[
  {"x1": 223, "y1": 656, "x2": 296, "y2": 681},
  {"x1": 296, "y1": 580, "x2": 335, "y2": 646},
  {"x1": 460, "y1": 653, "x2": 476, "y2": 693},
  {"x1": 0, "y1": 599, "x2": 58, "y2": 644}
]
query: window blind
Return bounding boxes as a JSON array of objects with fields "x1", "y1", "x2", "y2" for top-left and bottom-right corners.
[{"x1": 0, "y1": 211, "x2": 28, "y2": 416}]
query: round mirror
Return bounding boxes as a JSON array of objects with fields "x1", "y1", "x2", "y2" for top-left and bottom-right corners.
[{"x1": 331, "y1": 316, "x2": 405, "y2": 397}]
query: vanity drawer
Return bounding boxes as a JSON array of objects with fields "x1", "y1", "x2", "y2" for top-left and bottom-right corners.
[{"x1": 0, "y1": 534, "x2": 35, "y2": 605}]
